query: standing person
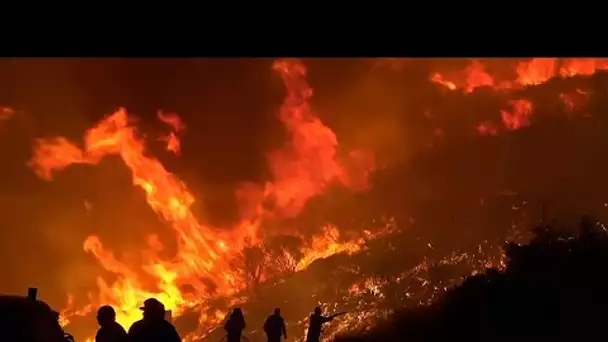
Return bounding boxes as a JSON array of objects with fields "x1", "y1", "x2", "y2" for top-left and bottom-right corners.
[
  {"x1": 224, "y1": 308, "x2": 246, "y2": 342},
  {"x1": 305, "y1": 307, "x2": 346, "y2": 342},
  {"x1": 263, "y1": 308, "x2": 287, "y2": 342},
  {"x1": 95, "y1": 305, "x2": 127, "y2": 342},
  {"x1": 128, "y1": 298, "x2": 181, "y2": 342}
]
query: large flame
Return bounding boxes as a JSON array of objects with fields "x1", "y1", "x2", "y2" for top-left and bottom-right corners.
[{"x1": 27, "y1": 59, "x2": 377, "y2": 336}]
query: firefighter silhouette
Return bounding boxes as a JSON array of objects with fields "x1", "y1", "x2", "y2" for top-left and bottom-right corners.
[
  {"x1": 95, "y1": 305, "x2": 127, "y2": 342},
  {"x1": 305, "y1": 307, "x2": 346, "y2": 342},
  {"x1": 263, "y1": 308, "x2": 287, "y2": 342},
  {"x1": 127, "y1": 298, "x2": 181, "y2": 342}
]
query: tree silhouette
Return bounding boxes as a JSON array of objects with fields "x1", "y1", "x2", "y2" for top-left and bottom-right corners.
[
  {"x1": 232, "y1": 244, "x2": 267, "y2": 292},
  {"x1": 264, "y1": 235, "x2": 305, "y2": 276}
]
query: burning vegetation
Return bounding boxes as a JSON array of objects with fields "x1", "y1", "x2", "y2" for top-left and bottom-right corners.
[{"x1": 8, "y1": 58, "x2": 608, "y2": 341}]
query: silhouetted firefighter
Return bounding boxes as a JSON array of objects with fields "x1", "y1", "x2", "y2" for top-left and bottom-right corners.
[
  {"x1": 95, "y1": 305, "x2": 127, "y2": 342},
  {"x1": 224, "y1": 308, "x2": 247, "y2": 342},
  {"x1": 263, "y1": 308, "x2": 287, "y2": 342},
  {"x1": 127, "y1": 298, "x2": 181, "y2": 342},
  {"x1": 305, "y1": 307, "x2": 346, "y2": 342}
]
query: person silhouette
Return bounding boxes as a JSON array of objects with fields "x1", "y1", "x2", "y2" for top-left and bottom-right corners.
[
  {"x1": 224, "y1": 308, "x2": 246, "y2": 342},
  {"x1": 263, "y1": 308, "x2": 287, "y2": 342},
  {"x1": 305, "y1": 307, "x2": 345, "y2": 342},
  {"x1": 95, "y1": 305, "x2": 127, "y2": 342},
  {"x1": 127, "y1": 298, "x2": 181, "y2": 342}
]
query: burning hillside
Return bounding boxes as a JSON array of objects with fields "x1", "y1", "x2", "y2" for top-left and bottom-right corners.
[
  {"x1": 26, "y1": 59, "x2": 379, "y2": 340},
  {"x1": 10, "y1": 58, "x2": 608, "y2": 341}
]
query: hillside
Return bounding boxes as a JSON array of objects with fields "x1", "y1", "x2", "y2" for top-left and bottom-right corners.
[{"x1": 335, "y1": 218, "x2": 608, "y2": 342}]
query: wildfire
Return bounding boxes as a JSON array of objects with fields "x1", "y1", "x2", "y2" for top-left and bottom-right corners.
[
  {"x1": 21, "y1": 57, "x2": 608, "y2": 340},
  {"x1": 375, "y1": 58, "x2": 604, "y2": 137},
  {"x1": 27, "y1": 59, "x2": 378, "y2": 338},
  {"x1": 288, "y1": 239, "x2": 509, "y2": 342},
  {"x1": 427, "y1": 58, "x2": 608, "y2": 92},
  {"x1": 432, "y1": 58, "x2": 604, "y2": 131}
]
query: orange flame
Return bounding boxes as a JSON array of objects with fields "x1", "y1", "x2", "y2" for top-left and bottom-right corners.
[
  {"x1": 28, "y1": 59, "x2": 378, "y2": 337},
  {"x1": 430, "y1": 58, "x2": 608, "y2": 92},
  {"x1": 158, "y1": 111, "x2": 185, "y2": 155},
  {"x1": 422, "y1": 58, "x2": 607, "y2": 135}
]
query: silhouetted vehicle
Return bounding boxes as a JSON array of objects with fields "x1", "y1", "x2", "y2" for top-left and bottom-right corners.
[
  {"x1": 128, "y1": 298, "x2": 181, "y2": 342},
  {"x1": 0, "y1": 294, "x2": 66, "y2": 342},
  {"x1": 263, "y1": 308, "x2": 287, "y2": 342},
  {"x1": 224, "y1": 308, "x2": 247, "y2": 342},
  {"x1": 305, "y1": 307, "x2": 346, "y2": 342},
  {"x1": 95, "y1": 305, "x2": 127, "y2": 342}
]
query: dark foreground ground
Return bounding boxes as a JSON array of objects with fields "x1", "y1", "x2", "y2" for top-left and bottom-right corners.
[{"x1": 335, "y1": 218, "x2": 608, "y2": 342}]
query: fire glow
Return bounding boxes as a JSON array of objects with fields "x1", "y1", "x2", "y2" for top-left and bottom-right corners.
[{"x1": 22, "y1": 57, "x2": 608, "y2": 340}]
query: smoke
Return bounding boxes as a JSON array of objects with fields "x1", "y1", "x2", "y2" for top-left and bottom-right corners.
[{"x1": 314, "y1": 61, "x2": 417, "y2": 171}]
